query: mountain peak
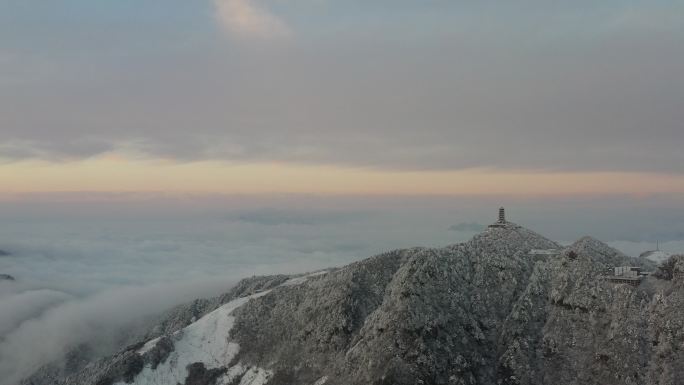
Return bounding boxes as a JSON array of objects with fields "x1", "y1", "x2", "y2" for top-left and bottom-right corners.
[
  {"x1": 473, "y1": 207, "x2": 561, "y2": 251},
  {"x1": 570, "y1": 236, "x2": 623, "y2": 256},
  {"x1": 473, "y1": 220, "x2": 561, "y2": 252},
  {"x1": 566, "y1": 236, "x2": 652, "y2": 269},
  {"x1": 21, "y1": 217, "x2": 679, "y2": 385}
]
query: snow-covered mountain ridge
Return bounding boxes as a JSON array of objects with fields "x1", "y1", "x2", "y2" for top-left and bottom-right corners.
[{"x1": 22, "y1": 223, "x2": 684, "y2": 385}]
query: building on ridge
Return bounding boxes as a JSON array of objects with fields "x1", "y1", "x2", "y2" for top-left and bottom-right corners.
[
  {"x1": 605, "y1": 266, "x2": 649, "y2": 287},
  {"x1": 489, "y1": 207, "x2": 508, "y2": 228}
]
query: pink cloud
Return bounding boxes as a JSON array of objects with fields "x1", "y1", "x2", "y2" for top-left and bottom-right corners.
[{"x1": 214, "y1": 0, "x2": 292, "y2": 39}]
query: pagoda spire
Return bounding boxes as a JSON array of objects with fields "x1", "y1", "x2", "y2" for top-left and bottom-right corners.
[{"x1": 489, "y1": 207, "x2": 508, "y2": 228}]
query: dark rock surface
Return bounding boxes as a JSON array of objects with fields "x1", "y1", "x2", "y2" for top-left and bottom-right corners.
[
  {"x1": 0, "y1": 273, "x2": 14, "y2": 281},
  {"x1": 184, "y1": 363, "x2": 227, "y2": 385}
]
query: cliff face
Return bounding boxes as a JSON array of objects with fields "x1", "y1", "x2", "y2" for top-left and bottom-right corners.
[{"x1": 24, "y1": 224, "x2": 684, "y2": 385}]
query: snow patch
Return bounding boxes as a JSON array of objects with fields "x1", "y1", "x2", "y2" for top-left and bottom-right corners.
[
  {"x1": 136, "y1": 337, "x2": 160, "y2": 355},
  {"x1": 217, "y1": 364, "x2": 247, "y2": 384},
  {"x1": 529, "y1": 249, "x2": 560, "y2": 255},
  {"x1": 117, "y1": 271, "x2": 324, "y2": 385},
  {"x1": 313, "y1": 375, "x2": 329, "y2": 385},
  {"x1": 282, "y1": 270, "x2": 328, "y2": 286},
  {"x1": 237, "y1": 367, "x2": 272, "y2": 385},
  {"x1": 117, "y1": 290, "x2": 271, "y2": 385},
  {"x1": 216, "y1": 365, "x2": 272, "y2": 385}
]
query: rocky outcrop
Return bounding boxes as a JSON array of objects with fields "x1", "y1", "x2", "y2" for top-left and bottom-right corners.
[{"x1": 21, "y1": 223, "x2": 684, "y2": 385}]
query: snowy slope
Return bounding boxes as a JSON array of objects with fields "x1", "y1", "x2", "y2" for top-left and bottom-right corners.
[{"x1": 114, "y1": 271, "x2": 328, "y2": 385}]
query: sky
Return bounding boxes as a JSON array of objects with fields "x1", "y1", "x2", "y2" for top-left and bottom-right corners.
[
  {"x1": 0, "y1": 2, "x2": 683, "y2": 382},
  {"x1": 0, "y1": 0, "x2": 683, "y2": 195}
]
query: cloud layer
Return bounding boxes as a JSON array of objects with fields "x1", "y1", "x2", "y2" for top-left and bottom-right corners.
[
  {"x1": 0, "y1": 1, "x2": 682, "y2": 173},
  {"x1": 214, "y1": 0, "x2": 291, "y2": 39},
  {"x1": 0, "y1": 279, "x2": 241, "y2": 385}
]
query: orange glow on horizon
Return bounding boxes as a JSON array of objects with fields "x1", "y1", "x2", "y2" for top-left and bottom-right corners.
[{"x1": 1, "y1": 156, "x2": 684, "y2": 196}]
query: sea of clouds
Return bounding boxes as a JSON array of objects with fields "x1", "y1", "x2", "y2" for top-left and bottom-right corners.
[
  {"x1": 0, "y1": 194, "x2": 682, "y2": 384},
  {"x1": 0, "y1": 199, "x2": 475, "y2": 384}
]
